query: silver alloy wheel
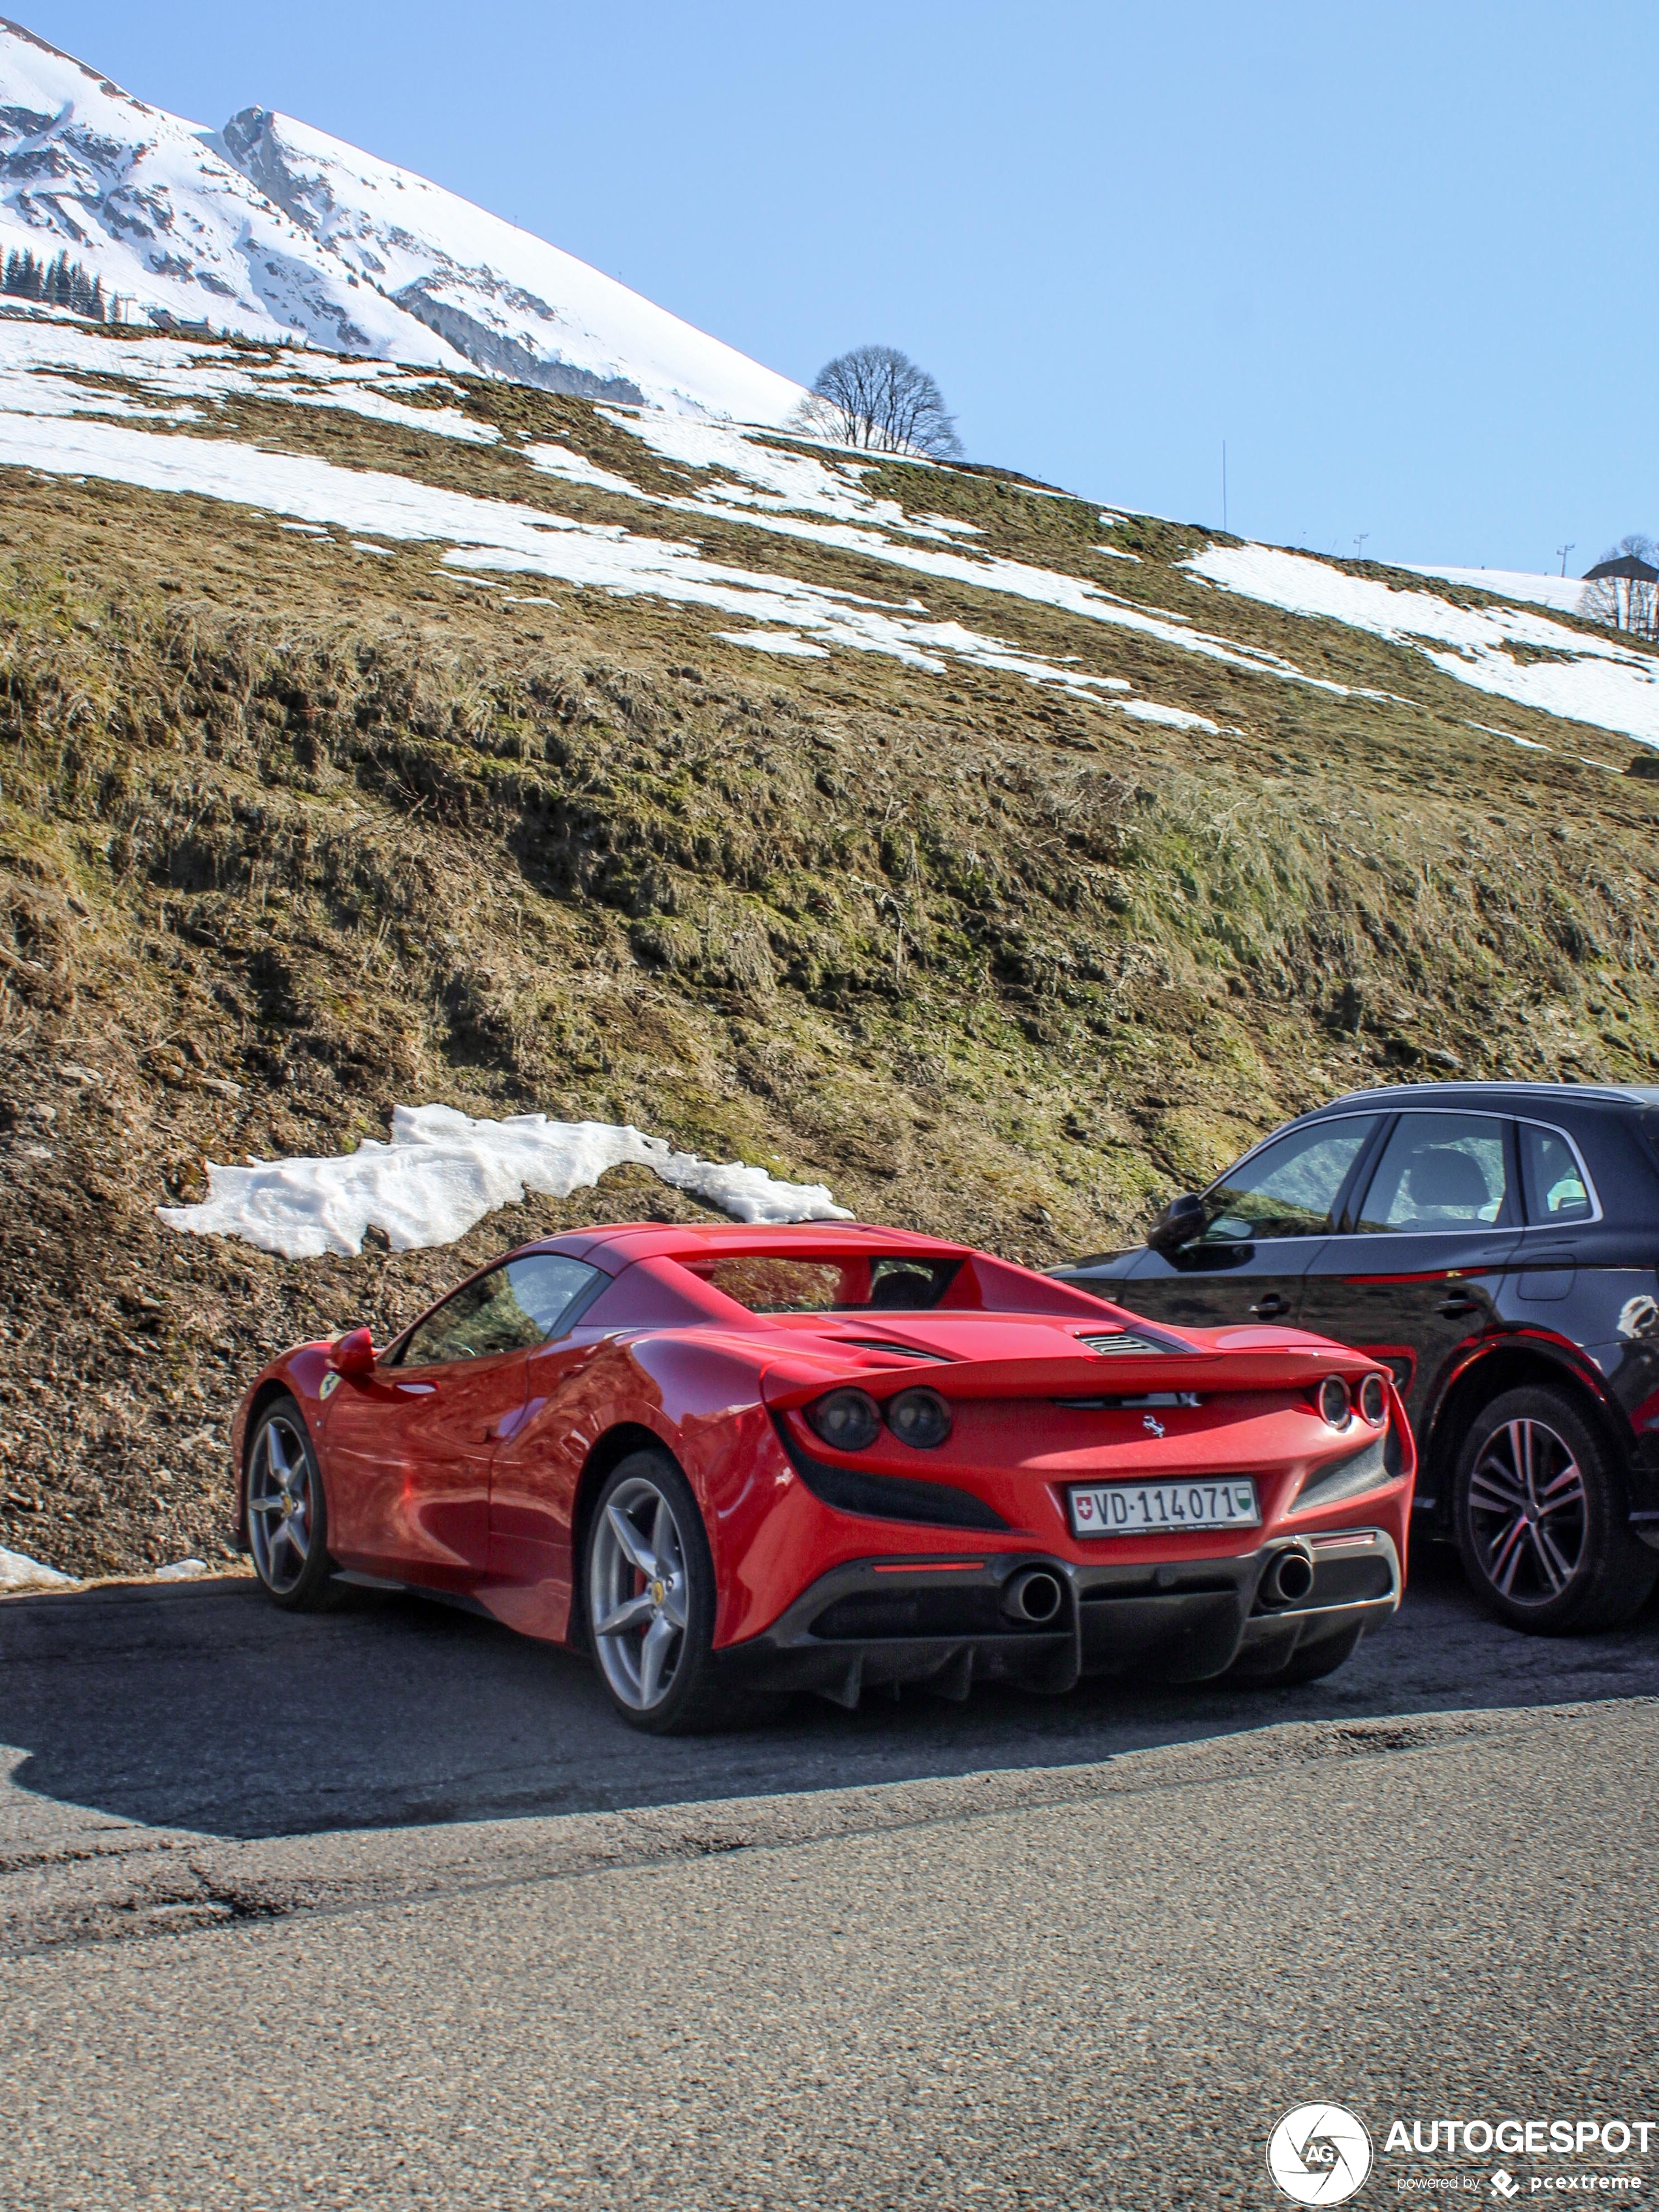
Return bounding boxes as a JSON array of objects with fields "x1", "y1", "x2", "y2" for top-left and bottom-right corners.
[
  {"x1": 588, "y1": 1474, "x2": 690, "y2": 1712},
  {"x1": 247, "y1": 1413, "x2": 315, "y2": 1597},
  {"x1": 1466, "y1": 1416, "x2": 1588, "y2": 1606}
]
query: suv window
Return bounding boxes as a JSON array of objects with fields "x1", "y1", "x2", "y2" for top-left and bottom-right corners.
[
  {"x1": 1354, "y1": 1112, "x2": 1513, "y2": 1231},
  {"x1": 1195, "y1": 1115, "x2": 1381, "y2": 1244},
  {"x1": 1519, "y1": 1123, "x2": 1594, "y2": 1225},
  {"x1": 398, "y1": 1254, "x2": 600, "y2": 1367}
]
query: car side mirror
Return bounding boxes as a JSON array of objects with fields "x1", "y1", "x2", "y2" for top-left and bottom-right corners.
[
  {"x1": 331, "y1": 1326, "x2": 377, "y2": 1380},
  {"x1": 1146, "y1": 1193, "x2": 1206, "y2": 1255}
]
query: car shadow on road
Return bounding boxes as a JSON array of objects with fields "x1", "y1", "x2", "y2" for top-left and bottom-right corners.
[{"x1": 3, "y1": 1544, "x2": 1658, "y2": 1842}]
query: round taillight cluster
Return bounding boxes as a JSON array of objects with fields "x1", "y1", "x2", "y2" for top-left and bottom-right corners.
[
  {"x1": 803, "y1": 1384, "x2": 954, "y2": 1452},
  {"x1": 1316, "y1": 1371, "x2": 1389, "y2": 1427},
  {"x1": 804, "y1": 1388, "x2": 881, "y2": 1452},
  {"x1": 885, "y1": 1387, "x2": 952, "y2": 1448}
]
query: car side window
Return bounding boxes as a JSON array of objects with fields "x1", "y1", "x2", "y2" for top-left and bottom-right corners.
[
  {"x1": 1195, "y1": 1115, "x2": 1381, "y2": 1244},
  {"x1": 1519, "y1": 1124, "x2": 1594, "y2": 1226},
  {"x1": 1353, "y1": 1113, "x2": 1513, "y2": 1232},
  {"x1": 398, "y1": 1254, "x2": 600, "y2": 1367}
]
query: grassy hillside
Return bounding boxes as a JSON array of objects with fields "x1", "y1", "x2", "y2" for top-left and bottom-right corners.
[{"x1": 4, "y1": 323, "x2": 1659, "y2": 1575}]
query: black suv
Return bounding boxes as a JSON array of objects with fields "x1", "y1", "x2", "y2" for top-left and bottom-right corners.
[{"x1": 1055, "y1": 1083, "x2": 1659, "y2": 1635}]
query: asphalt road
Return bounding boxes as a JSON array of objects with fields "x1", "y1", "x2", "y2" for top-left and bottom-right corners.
[{"x1": 3, "y1": 1551, "x2": 1658, "y2": 2207}]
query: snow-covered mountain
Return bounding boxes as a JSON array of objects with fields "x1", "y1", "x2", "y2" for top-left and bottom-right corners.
[
  {"x1": 215, "y1": 107, "x2": 805, "y2": 419},
  {"x1": 0, "y1": 16, "x2": 804, "y2": 422}
]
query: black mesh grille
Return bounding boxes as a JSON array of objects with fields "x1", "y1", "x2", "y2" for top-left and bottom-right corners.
[
  {"x1": 1308, "y1": 1551, "x2": 1396, "y2": 1606},
  {"x1": 1076, "y1": 1331, "x2": 1172, "y2": 1356},
  {"x1": 811, "y1": 1586, "x2": 1021, "y2": 1640},
  {"x1": 1293, "y1": 1433, "x2": 1390, "y2": 1512},
  {"x1": 774, "y1": 1418, "x2": 1010, "y2": 1530}
]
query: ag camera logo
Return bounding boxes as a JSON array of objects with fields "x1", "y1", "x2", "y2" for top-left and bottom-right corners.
[{"x1": 1268, "y1": 2104, "x2": 1374, "y2": 2205}]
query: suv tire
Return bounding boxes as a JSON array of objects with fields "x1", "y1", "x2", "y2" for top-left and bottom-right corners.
[{"x1": 1453, "y1": 1385, "x2": 1657, "y2": 1634}]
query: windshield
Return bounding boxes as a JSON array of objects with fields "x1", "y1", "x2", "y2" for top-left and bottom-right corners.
[{"x1": 679, "y1": 1255, "x2": 961, "y2": 1313}]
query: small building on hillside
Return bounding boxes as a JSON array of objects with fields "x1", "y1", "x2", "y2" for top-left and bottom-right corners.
[{"x1": 1581, "y1": 554, "x2": 1659, "y2": 639}]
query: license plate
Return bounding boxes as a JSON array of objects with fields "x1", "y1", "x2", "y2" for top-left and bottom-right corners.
[{"x1": 1067, "y1": 1478, "x2": 1261, "y2": 1538}]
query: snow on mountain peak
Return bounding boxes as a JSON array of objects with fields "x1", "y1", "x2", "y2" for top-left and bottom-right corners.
[
  {"x1": 216, "y1": 106, "x2": 805, "y2": 421},
  {"x1": 0, "y1": 16, "x2": 457, "y2": 361},
  {"x1": 0, "y1": 16, "x2": 804, "y2": 423}
]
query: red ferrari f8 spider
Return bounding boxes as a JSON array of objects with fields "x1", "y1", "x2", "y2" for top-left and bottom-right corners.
[{"x1": 232, "y1": 1222, "x2": 1413, "y2": 1731}]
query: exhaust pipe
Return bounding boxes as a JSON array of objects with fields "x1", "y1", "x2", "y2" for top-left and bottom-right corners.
[
  {"x1": 1261, "y1": 1547, "x2": 1316, "y2": 1608},
  {"x1": 1003, "y1": 1567, "x2": 1065, "y2": 1625}
]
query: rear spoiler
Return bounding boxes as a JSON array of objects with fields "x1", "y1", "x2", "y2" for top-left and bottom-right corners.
[{"x1": 761, "y1": 1337, "x2": 1379, "y2": 1412}]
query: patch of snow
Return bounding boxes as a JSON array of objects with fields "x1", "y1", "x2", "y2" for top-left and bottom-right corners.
[
  {"x1": 1404, "y1": 564, "x2": 1590, "y2": 615},
  {"x1": 0, "y1": 1544, "x2": 73, "y2": 1591},
  {"x1": 1118, "y1": 698, "x2": 1220, "y2": 730},
  {"x1": 0, "y1": 399, "x2": 1207, "y2": 714},
  {"x1": 0, "y1": 321, "x2": 499, "y2": 447},
  {"x1": 525, "y1": 443, "x2": 648, "y2": 498},
  {"x1": 27, "y1": 320, "x2": 1635, "y2": 740},
  {"x1": 158, "y1": 1103, "x2": 852, "y2": 1260},
  {"x1": 154, "y1": 1558, "x2": 211, "y2": 1581},
  {"x1": 278, "y1": 382, "x2": 499, "y2": 445},
  {"x1": 599, "y1": 410, "x2": 977, "y2": 544},
  {"x1": 0, "y1": 322, "x2": 1394, "y2": 719},
  {"x1": 716, "y1": 630, "x2": 830, "y2": 658},
  {"x1": 1468, "y1": 719, "x2": 1551, "y2": 752},
  {"x1": 1186, "y1": 543, "x2": 1659, "y2": 747}
]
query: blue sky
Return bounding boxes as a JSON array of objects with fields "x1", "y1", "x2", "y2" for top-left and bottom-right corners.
[{"x1": 27, "y1": 1, "x2": 1656, "y2": 573}]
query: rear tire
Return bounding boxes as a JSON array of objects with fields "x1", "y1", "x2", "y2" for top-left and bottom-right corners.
[
  {"x1": 583, "y1": 1451, "x2": 782, "y2": 1734},
  {"x1": 246, "y1": 1396, "x2": 344, "y2": 1613},
  {"x1": 1453, "y1": 1385, "x2": 1656, "y2": 1634}
]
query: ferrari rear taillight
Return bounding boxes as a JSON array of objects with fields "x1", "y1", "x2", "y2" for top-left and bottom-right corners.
[
  {"x1": 1358, "y1": 1373, "x2": 1387, "y2": 1425},
  {"x1": 803, "y1": 1383, "x2": 955, "y2": 1451},
  {"x1": 884, "y1": 1387, "x2": 952, "y2": 1448},
  {"x1": 1317, "y1": 1375, "x2": 1352, "y2": 1427},
  {"x1": 803, "y1": 1388, "x2": 881, "y2": 1452}
]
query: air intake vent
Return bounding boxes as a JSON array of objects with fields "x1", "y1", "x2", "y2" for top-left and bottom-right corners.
[
  {"x1": 839, "y1": 1339, "x2": 953, "y2": 1363},
  {"x1": 1076, "y1": 1331, "x2": 1169, "y2": 1356}
]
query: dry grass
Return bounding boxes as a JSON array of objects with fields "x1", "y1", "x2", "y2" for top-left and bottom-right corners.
[{"x1": 1, "y1": 368, "x2": 1658, "y2": 1574}]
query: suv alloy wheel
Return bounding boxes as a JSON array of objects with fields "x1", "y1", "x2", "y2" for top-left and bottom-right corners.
[{"x1": 1453, "y1": 1386, "x2": 1657, "y2": 1633}]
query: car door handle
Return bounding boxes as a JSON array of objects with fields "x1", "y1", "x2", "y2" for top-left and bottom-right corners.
[
  {"x1": 1437, "y1": 1296, "x2": 1479, "y2": 1318},
  {"x1": 1250, "y1": 1294, "x2": 1290, "y2": 1318}
]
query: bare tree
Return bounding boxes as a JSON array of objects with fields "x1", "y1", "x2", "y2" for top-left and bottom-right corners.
[
  {"x1": 792, "y1": 346, "x2": 963, "y2": 459},
  {"x1": 1580, "y1": 533, "x2": 1659, "y2": 639}
]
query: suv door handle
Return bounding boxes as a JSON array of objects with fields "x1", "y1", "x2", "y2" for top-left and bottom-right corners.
[
  {"x1": 1437, "y1": 1296, "x2": 1479, "y2": 1318},
  {"x1": 1250, "y1": 1293, "x2": 1290, "y2": 1318}
]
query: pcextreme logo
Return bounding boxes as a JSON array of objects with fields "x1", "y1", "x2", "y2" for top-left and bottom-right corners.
[{"x1": 1268, "y1": 2104, "x2": 1376, "y2": 2205}]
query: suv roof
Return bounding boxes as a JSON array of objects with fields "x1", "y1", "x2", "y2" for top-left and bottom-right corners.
[{"x1": 1315, "y1": 1080, "x2": 1659, "y2": 1114}]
